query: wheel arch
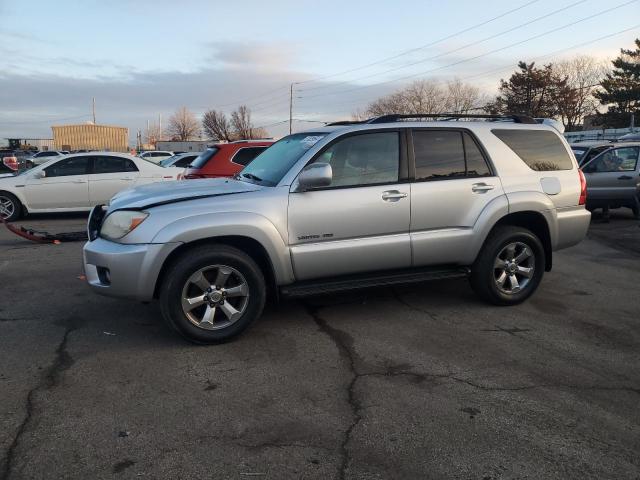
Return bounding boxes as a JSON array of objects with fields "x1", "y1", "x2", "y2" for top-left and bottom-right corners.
[
  {"x1": 481, "y1": 210, "x2": 553, "y2": 271},
  {"x1": 154, "y1": 235, "x2": 281, "y2": 301}
]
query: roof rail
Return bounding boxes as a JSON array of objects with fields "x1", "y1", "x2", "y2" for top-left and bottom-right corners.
[
  {"x1": 365, "y1": 113, "x2": 537, "y2": 124},
  {"x1": 229, "y1": 138, "x2": 274, "y2": 143},
  {"x1": 325, "y1": 120, "x2": 366, "y2": 126}
]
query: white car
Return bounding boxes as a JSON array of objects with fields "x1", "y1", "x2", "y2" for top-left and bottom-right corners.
[
  {"x1": 29, "y1": 150, "x2": 68, "y2": 165},
  {"x1": 0, "y1": 152, "x2": 179, "y2": 221},
  {"x1": 138, "y1": 151, "x2": 174, "y2": 163}
]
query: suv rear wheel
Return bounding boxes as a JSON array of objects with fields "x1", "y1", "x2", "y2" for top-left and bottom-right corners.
[
  {"x1": 470, "y1": 226, "x2": 545, "y2": 305},
  {"x1": 159, "y1": 244, "x2": 266, "y2": 344}
]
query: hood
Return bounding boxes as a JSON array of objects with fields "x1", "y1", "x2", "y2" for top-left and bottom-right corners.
[{"x1": 108, "y1": 178, "x2": 263, "y2": 210}]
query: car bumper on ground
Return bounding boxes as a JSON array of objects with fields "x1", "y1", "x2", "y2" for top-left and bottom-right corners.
[{"x1": 83, "y1": 237, "x2": 181, "y2": 301}]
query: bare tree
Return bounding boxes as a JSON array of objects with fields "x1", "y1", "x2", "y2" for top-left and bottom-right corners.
[
  {"x1": 554, "y1": 55, "x2": 609, "y2": 131},
  {"x1": 231, "y1": 105, "x2": 253, "y2": 139},
  {"x1": 445, "y1": 78, "x2": 489, "y2": 113},
  {"x1": 145, "y1": 122, "x2": 163, "y2": 147},
  {"x1": 366, "y1": 79, "x2": 486, "y2": 116},
  {"x1": 202, "y1": 110, "x2": 233, "y2": 141},
  {"x1": 167, "y1": 107, "x2": 200, "y2": 141}
]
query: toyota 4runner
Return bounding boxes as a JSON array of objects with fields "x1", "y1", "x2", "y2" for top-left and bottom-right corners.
[{"x1": 83, "y1": 114, "x2": 591, "y2": 343}]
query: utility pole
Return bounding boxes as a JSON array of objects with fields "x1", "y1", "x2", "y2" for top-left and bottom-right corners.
[
  {"x1": 158, "y1": 114, "x2": 162, "y2": 141},
  {"x1": 289, "y1": 83, "x2": 293, "y2": 134},
  {"x1": 92, "y1": 97, "x2": 96, "y2": 124}
]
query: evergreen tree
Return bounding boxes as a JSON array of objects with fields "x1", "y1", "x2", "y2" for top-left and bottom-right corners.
[
  {"x1": 487, "y1": 61, "x2": 567, "y2": 118},
  {"x1": 594, "y1": 38, "x2": 640, "y2": 128}
]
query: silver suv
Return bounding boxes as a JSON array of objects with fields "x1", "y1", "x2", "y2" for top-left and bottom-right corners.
[{"x1": 83, "y1": 114, "x2": 591, "y2": 343}]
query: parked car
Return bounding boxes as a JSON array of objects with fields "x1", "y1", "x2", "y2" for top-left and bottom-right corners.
[
  {"x1": 0, "y1": 152, "x2": 179, "y2": 221},
  {"x1": 83, "y1": 114, "x2": 590, "y2": 344},
  {"x1": 183, "y1": 140, "x2": 274, "y2": 179},
  {"x1": 28, "y1": 150, "x2": 67, "y2": 165},
  {"x1": 0, "y1": 149, "x2": 34, "y2": 176},
  {"x1": 570, "y1": 141, "x2": 613, "y2": 166},
  {"x1": 617, "y1": 132, "x2": 640, "y2": 142},
  {"x1": 581, "y1": 142, "x2": 640, "y2": 217},
  {"x1": 138, "y1": 151, "x2": 174, "y2": 163},
  {"x1": 159, "y1": 152, "x2": 199, "y2": 168}
]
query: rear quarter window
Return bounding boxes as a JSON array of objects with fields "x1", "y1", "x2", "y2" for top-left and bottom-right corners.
[{"x1": 492, "y1": 129, "x2": 573, "y2": 171}]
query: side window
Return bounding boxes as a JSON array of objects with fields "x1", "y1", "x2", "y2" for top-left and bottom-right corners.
[
  {"x1": 94, "y1": 156, "x2": 139, "y2": 174},
  {"x1": 316, "y1": 132, "x2": 399, "y2": 188},
  {"x1": 232, "y1": 147, "x2": 267, "y2": 166},
  {"x1": 463, "y1": 132, "x2": 491, "y2": 177},
  {"x1": 44, "y1": 157, "x2": 89, "y2": 177},
  {"x1": 585, "y1": 147, "x2": 639, "y2": 173},
  {"x1": 413, "y1": 130, "x2": 466, "y2": 181},
  {"x1": 492, "y1": 129, "x2": 573, "y2": 171},
  {"x1": 175, "y1": 156, "x2": 197, "y2": 167}
]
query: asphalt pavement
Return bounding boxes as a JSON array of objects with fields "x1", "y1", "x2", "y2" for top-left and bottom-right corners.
[{"x1": 1, "y1": 210, "x2": 639, "y2": 479}]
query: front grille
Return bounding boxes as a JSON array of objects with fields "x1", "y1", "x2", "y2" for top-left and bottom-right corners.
[{"x1": 87, "y1": 205, "x2": 107, "y2": 241}]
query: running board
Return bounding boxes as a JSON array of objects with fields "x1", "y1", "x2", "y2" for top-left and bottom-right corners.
[{"x1": 280, "y1": 266, "x2": 470, "y2": 297}]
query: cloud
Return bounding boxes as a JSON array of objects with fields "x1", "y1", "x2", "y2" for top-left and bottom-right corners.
[{"x1": 207, "y1": 41, "x2": 298, "y2": 71}]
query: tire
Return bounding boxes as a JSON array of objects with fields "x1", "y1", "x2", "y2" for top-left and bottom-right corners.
[
  {"x1": 0, "y1": 192, "x2": 22, "y2": 221},
  {"x1": 470, "y1": 226, "x2": 545, "y2": 306},
  {"x1": 159, "y1": 244, "x2": 266, "y2": 344}
]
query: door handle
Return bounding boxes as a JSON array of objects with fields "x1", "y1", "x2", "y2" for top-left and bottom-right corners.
[
  {"x1": 472, "y1": 183, "x2": 494, "y2": 193},
  {"x1": 381, "y1": 190, "x2": 408, "y2": 201},
  {"x1": 618, "y1": 175, "x2": 632, "y2": 180}
]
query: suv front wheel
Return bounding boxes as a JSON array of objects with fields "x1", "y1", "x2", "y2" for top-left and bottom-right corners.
[
  {"x1": 159, "y1": 244, "x2": 266, "y2": 344},
  {"x1": 470, "y1": 226, "x2": 545, "y2": 305}
]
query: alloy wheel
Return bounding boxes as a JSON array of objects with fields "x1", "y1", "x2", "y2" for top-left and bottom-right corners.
[
  {"x1": 181, "y1": 264, "x2": 250, "y2": 330},
  {"x1": 493, "y1": 241, "x2": 535, "y2": 295},
  {"x1": 0, "y1": 196, "x2": 15, "y2": 220}
]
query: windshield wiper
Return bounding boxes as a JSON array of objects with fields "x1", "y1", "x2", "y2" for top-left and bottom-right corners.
[{"x1": 240, "y1": 172, "x2": 263, "y2": 182}]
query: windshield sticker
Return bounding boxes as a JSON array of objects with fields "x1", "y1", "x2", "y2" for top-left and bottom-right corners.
[{"x1": 300, "y1": 136, "x2": 324, "y2": 149}]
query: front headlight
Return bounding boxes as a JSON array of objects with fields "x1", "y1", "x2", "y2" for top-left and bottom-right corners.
[{"x1": 100, "y1": 210, "x2": 149, "y2": 240}]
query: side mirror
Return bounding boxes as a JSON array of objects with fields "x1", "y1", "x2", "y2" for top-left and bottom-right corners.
[
  {"x1": 33, "y1": 170, "x2": 45, "y2": 179},
  {"x1": 297, "y1": 163, "x2": 332, "y2": 191}
]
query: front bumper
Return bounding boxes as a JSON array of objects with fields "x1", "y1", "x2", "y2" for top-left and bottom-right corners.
[{"x1": 83, "y1": 238, "x2": 181, "y2": 301}]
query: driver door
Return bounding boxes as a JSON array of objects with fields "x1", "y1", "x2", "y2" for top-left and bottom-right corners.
[
  {"x1": 583, "y1": 146, "x2": 640, "y2": 201},
  {"x1": 287, "y1": 130, "x2": 411, "y2": 281},
  {"x1": 25, "y1": 156, "x2": 90, "y2": 209}
]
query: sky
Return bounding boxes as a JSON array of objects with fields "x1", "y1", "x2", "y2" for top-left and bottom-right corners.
[{"x1": 0, "y1": 0, "x2": 638, "y2": 142}]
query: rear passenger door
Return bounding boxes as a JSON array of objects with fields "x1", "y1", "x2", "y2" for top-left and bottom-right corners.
[
  {"x1": 409, "y1": 129, "x2": 504, "y2": 266},
  {"x1": 89, "y1": 155, "x2": 140, "y2": 204}
]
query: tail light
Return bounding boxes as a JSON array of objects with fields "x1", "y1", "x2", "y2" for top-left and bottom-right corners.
[
  {"x1": 2, "y1": 156, "x2": 18, "y2": 171},
  {"x1": 578, "y1": 169, "x2": 587, "y2": 205}
]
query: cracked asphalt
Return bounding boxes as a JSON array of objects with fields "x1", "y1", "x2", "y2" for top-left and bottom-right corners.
[{"x1": 1, "y1": 211, "x2": 639, "y2": 479}]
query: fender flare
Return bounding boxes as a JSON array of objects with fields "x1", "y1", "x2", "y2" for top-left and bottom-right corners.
[{"x1": 151, "y1": 211, "x2": 295, "y2": 285}]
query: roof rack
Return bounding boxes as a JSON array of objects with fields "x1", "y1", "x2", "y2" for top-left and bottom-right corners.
[
  {"x1": 324, "y1": 120, "x2": 364, "y2": 126},
  {"x1": 367, "y1": 113, "x2": 537, "y2": 124}
]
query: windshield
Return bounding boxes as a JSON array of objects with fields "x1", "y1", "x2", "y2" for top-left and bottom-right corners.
[
  {"x1": 160, "y1": 155, "x2": 179, "y2": 167},
  {"x1": 238, "y1": 133, "x2": 326, "y2": 186},
  {"x1": 190, "y1": 147, "x2": 219, "y2": 169}
]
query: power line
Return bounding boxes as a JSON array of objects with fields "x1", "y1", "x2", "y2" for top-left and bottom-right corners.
[
  {"x1": 296, "y1": 0, "x2": 638, "y2": 103},
  {"x1": 297, "y1": 0, "x2": 588, "y2": 93},
  {"x1": 294, "y1": 23, "x2": 640, "y2": 119},
  {"x1": 294, "y1": 0, "x2": 542, "y2": 86},
  {"x1": 189, "y1": 0, "x2": 542, "y2": 112}
]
